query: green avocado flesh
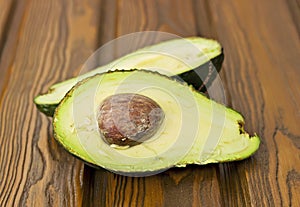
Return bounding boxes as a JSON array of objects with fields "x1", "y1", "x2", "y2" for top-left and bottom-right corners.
[
  {"x1": 53, "y1": 70, "x2": 260, "y2": 174},
  {"x1": 35, "y1": 37, "x2": 223, "y2": 116}
]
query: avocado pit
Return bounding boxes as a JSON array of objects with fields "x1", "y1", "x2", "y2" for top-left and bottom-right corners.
[{"x1": 97, "y1": 93, "x2": 165, "y2": 147}]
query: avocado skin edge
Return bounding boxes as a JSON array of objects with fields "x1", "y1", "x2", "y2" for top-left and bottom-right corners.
[
  {"x1": 56, "y1": 133, "x2": 259, "y2": 177},
  {"x1": 35, "y1": 102, "x2": 58, "y2": 117},
  {"x1": 35, "y1": 52, "x2": 224, "y2": 117},
  {"x1": 175, "y1": 51, "x2": 224, "y2": 91}
]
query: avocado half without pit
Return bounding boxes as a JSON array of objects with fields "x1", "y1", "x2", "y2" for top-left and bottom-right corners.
[
  {"x1": 34, "y1": 37, "x2": 224, "y2": 116},
  {"x1": 53, "y1": 70, "x2": 260, "y2": 175}
]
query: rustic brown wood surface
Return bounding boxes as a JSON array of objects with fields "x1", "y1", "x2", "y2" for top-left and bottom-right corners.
[{"x1": 0, "y1": 0, "x2": 299, "y2": 206}]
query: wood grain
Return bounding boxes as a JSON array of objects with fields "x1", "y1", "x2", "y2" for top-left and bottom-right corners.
[
  {"x1": 206, "y1": 0, "x2": 300, "y2": 206},
  {"x1": 0, "y1": 0, "x2": 299, "y2": 206},
  {"x1": 0, "y1": 0, "x2": 14, "y2": 55},
  {"x1": 0, "y1": 0, "x2": 102, "y2": 206}
]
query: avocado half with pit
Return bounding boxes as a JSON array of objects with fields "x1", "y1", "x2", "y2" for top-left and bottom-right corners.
[
  {"x1": 53, "y1": 70, "x2": 260, "y2": 175},
  {"x1": 35, "y1": 37, "x2": 224, "y2": 116}
]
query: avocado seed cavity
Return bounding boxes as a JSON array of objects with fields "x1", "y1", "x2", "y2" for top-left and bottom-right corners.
[{"x1": 97, "y1": 93, "x2": 165, "y2": 147}]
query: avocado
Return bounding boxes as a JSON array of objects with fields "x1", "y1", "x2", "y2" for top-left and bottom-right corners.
[
  {"x1": 35, "y1": 37, "x2": 224, "y2": 116},
  {"x1": 53, "y1": 70, "x2": 260, "y2": 175}
]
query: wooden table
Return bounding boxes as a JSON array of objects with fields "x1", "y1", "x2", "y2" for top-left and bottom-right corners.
[{"x1": 0, "y1": 0, "x2": 299, "y2": 206}]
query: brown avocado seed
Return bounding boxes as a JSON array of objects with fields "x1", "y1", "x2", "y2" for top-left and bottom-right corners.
[{"x1": 97, "y1": 93, "x2": 165, "y2": 147}]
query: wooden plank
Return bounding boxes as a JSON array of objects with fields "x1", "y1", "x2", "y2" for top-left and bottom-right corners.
[
  {"x1": 115, "y1": 0, "x2": 197, "y2": 36},
  {"x1": 83, "y1": 0, "x2": 224, "y2": 206},
  {"x1": 0, "y1": 0, "x2": 102, "y2": 206},
  {"x1": 0, "y1": 0, "x2": 14, "y2": 54},
  {"x1": 200, "y1": 0, "x2": 300, "y2": 206},
  {"x1": 1, "y1": 0, "x2": 298, "y2": 206},
  {"x1": 0, "y1": 0, "x2": 18, "y2": 96}
]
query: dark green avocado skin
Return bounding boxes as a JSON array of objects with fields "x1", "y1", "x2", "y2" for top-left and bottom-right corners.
[
  {"x1": 35, "y1": 103, "x2": 59, "y2": 117},
  {"x1": 176, "y1": 51, "x2": 224, "y2": 91},
  {"x1": 35, "y1": 52, "x2": 224, "y2": 117}
]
